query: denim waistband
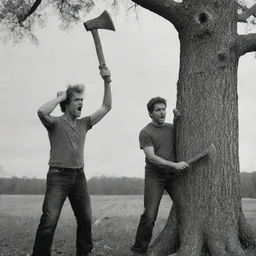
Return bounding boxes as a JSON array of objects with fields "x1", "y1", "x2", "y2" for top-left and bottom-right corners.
[{"x1": 49, "y1": 166, "x2": 84, "y2": 172}]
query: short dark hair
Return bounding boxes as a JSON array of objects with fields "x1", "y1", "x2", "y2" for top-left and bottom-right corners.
[
  {"x1": 60, "y1": 83, "x2": 85, "y2": 113},
  {"x1": 147, "y1": 97, "x2": 167, "y2": 113}
]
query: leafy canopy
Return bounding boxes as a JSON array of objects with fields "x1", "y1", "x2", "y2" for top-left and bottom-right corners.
[{"x1": 0, "y1": 0, "x2": 95, "y2": 44}]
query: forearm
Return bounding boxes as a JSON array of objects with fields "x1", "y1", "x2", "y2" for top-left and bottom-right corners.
[
  {"x1": 147, "y1": 154, "x2": 176, "y2": 168},
  {"x1": 90, "y1": 81, "x2": 112, "y2": 126},
  {"x1": 102, "y1": 81, "x2": 112, "y2": 111},
  {"x1": 38, "y1": 96, "x2": 63, "y2": 117}
]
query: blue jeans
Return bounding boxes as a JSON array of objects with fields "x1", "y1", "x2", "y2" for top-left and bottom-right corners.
[
  {"x1": 131, "y1": 168, "x2": 178, "y2": 254},
  {"x1": 32, "y1": 167, "x2": 92, "y2": 256}
]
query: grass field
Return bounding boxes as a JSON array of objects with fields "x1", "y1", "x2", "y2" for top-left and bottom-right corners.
[{"x1": 0, "y1": 195, "x2": 256, "y2": 256}]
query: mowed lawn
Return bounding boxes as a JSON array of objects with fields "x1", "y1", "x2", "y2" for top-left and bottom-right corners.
[{"x1": 0, "y1": 195, "x2": 256, "y2": 256}]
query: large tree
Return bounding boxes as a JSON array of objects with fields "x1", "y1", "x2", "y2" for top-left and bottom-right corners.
[
  {"x1": 128, "y1": 0, "x2": 256, "y2": 256},
  {"x1": 1, "y1": 0, "x2": 256, "y2": 255}
]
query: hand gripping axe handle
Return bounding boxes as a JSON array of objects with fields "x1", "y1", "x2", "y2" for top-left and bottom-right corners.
[
  {"x1": 186, "y1": 143, "x2": 217, "y2": 165},
  {"x1": 84, "y1": 10, "x2": 115, "y2": 84}
]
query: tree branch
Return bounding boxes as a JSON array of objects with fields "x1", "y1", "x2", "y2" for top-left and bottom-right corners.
[
  {"x1": 131, "y1": 0, "x2": 183, "y2": 29},
  {"x1": 236, "y1": 34, "x2": 256, "y2": 56},
  {"x1": 238, "y1": 3, "x2": 256, "y2": 23},
  {"x1": 19, "y1": 0, "x2": 42, "y2": 23},
  {"x1": 236, "y1": 2, "x2": 248, "y2": 12}
]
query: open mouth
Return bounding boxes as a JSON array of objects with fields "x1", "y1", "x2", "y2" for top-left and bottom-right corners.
[{"x1": 77, "y1": 106, "x2": 82, "y2": 111}]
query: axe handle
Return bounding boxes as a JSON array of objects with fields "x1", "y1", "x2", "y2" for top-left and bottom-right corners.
[
  {"x1": 186, "y1": 149, "x2": 209, "y2": 165},
  {"x1": 91, "y1": 29, "x2": 111, "y2": 84}
]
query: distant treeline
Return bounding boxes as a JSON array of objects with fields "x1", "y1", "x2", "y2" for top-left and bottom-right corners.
[
  {"x1": 0, "y1": 173, "x2": 256, "y2": 197},
  {"x1": 0, "y1": 177, "x2": 46, "y2": 195},
  {"x1": 0, "y1": 176, "x2": 144, "y2": 195},
  {"x1": 240, "y1": 172, "x2": 256, "y2": 198}
]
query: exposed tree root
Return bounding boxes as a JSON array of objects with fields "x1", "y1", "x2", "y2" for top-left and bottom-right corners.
[
  {"x1": 238, "y1": 211, "x2": 256, "y2": 250},
  {"x1": 244, "y1": 249, "x2": 256, "y2": 256},
  {"x1": 226, "y1": 236, "x2": 245, "y2": 256},
  {"x1": 147, "y1": 211, "x2": 256, "y2": 256},
  {"x1": 147, "y1": 205, "x2": 179, "y2": 256},
  {"x1": 176, "y1": 230, "x2": 203, "y2": 256},
  {"x1": 206, "y1": 236, "x2": 227, "y2": 256}
]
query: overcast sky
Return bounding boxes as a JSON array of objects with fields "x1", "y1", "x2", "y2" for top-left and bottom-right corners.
[{"x1": 0, "y1": 2, "x2": 256, "y2": 179}]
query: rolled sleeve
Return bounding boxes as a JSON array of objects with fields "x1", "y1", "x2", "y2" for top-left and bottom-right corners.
[{"x1": 139, "y1": 130, "x2": 153, "y2": 149}]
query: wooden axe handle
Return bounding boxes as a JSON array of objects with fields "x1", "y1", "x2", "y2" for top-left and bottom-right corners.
[{"x1": 91, "y1": 29, "x2": 111, "y2": 84}]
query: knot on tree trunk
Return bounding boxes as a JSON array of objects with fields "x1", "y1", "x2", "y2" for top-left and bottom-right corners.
[
  {"x1": 217, "y1": 51, "x2": 229, "y2": 69},
  {"x1": 194, "y1": 11, "x2": 214, "y2": 38}
]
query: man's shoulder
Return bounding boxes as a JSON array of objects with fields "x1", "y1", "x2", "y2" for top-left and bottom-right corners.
[
  {"x1": 140, "y1": 123, "x2": 152, "y2": 133},
  {"x1": 163, "y1": 123, "x2": 174, "y2": 135},
  {"x1": 165, "y1": 123, "x2": 174, "y2": 129},
  {"x1": 41, "y1": 115, "x2": 60, "y2": 131},
  {"x1": 139, "y1": 123, "x2": 152, "y2": 139},
  {"x1": 53, "y1": 116, "x2": 67, "y2": 126},
  {"x1": 140, "y1": 122, "x2": 174, "y2": 134},
  {"x1": 78, "y1": 116, "x2": 91, "y2": 124},
  {"x1": 78, "y1": 116, "x2": 92, "y2": 130}
]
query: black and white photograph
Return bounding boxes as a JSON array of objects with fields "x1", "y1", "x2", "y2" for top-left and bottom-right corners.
[{"x1": 1, "y1": 0, "x2": 256, "y2": 255}]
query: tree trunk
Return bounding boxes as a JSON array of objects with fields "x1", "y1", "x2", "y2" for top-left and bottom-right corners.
[
  {"x1": 131, "y1": 0, "x2": 256, "y2": 255},
  {"x1": 174, "y1": 1, "x2": 242, "y2": 255}
]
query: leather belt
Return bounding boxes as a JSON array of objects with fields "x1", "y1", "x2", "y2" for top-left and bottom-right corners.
[{"x1": 49, "y1": 166, "x2": 83, "y2": 172}]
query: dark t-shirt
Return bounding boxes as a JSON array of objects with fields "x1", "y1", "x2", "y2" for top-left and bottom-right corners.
[
  {"x1": 46, "y1": 116, "x2": 92, "y2": 169},
  {"x1": 139, "y1": 122, "x2": 175, "y2": 169}
]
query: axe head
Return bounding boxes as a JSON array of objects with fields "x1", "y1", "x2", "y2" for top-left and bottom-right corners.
[
  {"x1": 207, "y1": 144, "x2": 217, "y2": 162},
  {"x1": 84, "y1": 10, "x2": 115, "y2": 32}
]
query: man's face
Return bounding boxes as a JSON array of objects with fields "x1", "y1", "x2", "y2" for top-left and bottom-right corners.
[
  {"x1": 66, "y1": 92, "x2": 84, "y2": 118},
  {"x1": 150, "y1": 103, "x2": 166, "y2": 125}
]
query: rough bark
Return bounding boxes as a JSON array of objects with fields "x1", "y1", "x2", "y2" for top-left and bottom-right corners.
[
  {"x1": 236, "y1": 34, "x2": 256, "y2": 57},
  {"x1": 130, "y1": 0, "x2": 256, "y2": 255},
  {"x1": 175, "y1": 2, "x2": 241, "y2": 254}
]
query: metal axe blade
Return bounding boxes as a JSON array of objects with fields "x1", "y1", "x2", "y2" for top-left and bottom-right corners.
[
  {"x1": 186, "y1": 143, "x2": 217, "y2": 165},
  {"x1": 84, "y1": 10, "x2": 115, "y2": 32}
]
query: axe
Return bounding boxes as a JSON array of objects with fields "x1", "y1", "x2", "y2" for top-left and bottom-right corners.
[
  {"x1": 186, "y1": 143, "x2": 217, "y2": 165},
  {"x1": 84, "y1": 10, "x2": 115, "y2": 83}
]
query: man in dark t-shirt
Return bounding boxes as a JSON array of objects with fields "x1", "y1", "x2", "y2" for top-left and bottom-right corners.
[
  {"x1": 31, "y1": 66, "x2": 112, "y2": 256},
  {"x1": 131, "y1": 97, "x2": 188, "y2": 255}
]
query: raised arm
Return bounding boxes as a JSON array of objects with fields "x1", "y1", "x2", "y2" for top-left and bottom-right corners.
[
  {"x1": 90, "y1": 66, "x2": 112, "y2": 126},
  {"x1": 143, "y1": 146, "x2": 188, "y2": 172},
  {"x1": 37, "y1": 91, "x2": 66, "y2": 128}
]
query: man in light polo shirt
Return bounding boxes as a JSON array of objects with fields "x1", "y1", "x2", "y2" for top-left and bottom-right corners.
[
  {"x1": 31, "y1": 66, "x2": 111, "y2": 256},
  {"x1": 131, "y1": 97, "x2": 188, "y2": 255}
]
